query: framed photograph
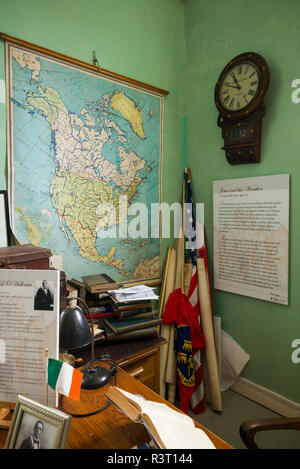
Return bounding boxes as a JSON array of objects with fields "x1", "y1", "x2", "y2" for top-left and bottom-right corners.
[
  {"x1": 4, "y1": 395, "x2": 72, "y2": 449},
  {"x1": 0, "y1": 190, "x2": 11, "y2": 247},
  {"x1": 34, "y1": 279, "x2": 54, "y2": 311}
]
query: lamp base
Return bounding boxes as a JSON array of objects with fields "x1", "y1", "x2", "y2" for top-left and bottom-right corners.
[{"x1": 81, "y1": 365, "x2": 111, "y2": 389}]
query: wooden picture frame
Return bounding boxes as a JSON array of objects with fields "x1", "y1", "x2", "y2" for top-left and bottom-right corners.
[
  {"x1": 0, "y1": 190, "x2": 10, "y2": 247},
  {"x1": 4, "y1": 395, "x2": 71, "y2": 449}
]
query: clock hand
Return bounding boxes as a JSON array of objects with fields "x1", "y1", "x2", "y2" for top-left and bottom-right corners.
[
  {"x1": 223, "y1": 83, "x2": 240, "y2": 89},
  {"x1": 230, "y1": 72, "x2": 241, "y2": 90}
]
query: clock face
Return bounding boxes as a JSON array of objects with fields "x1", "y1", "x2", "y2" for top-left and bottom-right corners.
[{"x1": 219, "y1": 62, "x2": 259, "y2": 112}]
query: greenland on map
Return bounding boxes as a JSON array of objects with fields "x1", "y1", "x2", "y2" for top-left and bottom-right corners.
[{"x1": 6, "y1": 43, "x2": 163, "y2": 283}]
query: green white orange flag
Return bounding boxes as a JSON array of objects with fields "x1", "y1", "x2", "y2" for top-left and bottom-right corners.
[{"x1": 47, "y1": 358, "x2": 83, "y2": 401}]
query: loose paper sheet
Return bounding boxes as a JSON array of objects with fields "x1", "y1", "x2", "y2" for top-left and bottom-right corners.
[
  {"x1": 0, "y1": 269, "x2": 59, "y2": 406},
  {"x1": 213, "y1": 175, "x2": 289, "y2": 305},
  {"x1": 220, "y1": 329, "x2": 250, "y2": 392}
]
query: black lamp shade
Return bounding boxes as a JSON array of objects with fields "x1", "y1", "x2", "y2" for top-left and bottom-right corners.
[{"x1": 59, "y1": 305, "x2": 92, "y2": 352}]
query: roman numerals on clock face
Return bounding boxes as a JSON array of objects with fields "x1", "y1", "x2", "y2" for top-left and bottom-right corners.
[{"x1": 219, "y1": 62, "x2": 259, "y2": 111}]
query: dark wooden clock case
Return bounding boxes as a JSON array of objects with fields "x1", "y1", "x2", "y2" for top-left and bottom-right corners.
[
  {"x1": 217, "y1": 104, "x2": 265, "y2": 165},
  {"x1": 215, "y1": 52, "x2": 269, "y2": 165}
]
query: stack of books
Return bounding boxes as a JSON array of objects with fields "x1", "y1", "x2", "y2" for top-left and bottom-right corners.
[
  {"x1": 67, "y1": 279, "x2": 161, "y2": 343},
  {"x1": 101, "y1": 285, "x2": 161, "y2": 343},
  {"x1": 66, "y1": 278, "x2": 117, "y2": 319},
  {"x1": 111, "y1": 296, "x2": 153, "y2": 319},
  {"x1": 81, "y1": 273, "x2": 121, "y2": 294},
  {"x1": 102, "y1": 313, "x2": 161, "y2": 343}
]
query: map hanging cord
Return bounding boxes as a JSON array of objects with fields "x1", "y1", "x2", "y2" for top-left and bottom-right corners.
[{"x1": 92, "y1": 50, "x2": 100, "y2": 71}]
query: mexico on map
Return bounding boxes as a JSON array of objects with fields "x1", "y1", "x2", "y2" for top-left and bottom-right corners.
[{"x1": 6, "y1": 43, "x2": 163, "y2": 283}]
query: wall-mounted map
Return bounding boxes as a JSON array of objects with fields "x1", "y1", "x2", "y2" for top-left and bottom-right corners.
[{"x1": 6, "y1": 42, "x2": 163, "y2": 283}]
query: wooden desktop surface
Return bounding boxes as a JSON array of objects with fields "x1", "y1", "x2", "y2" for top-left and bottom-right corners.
[
  {"x1": 0, "y1": 364, "x2": 232, "y2": 450},
  {"x1": 75, "y1": 335, "x2": 167, "y2": 366},
  {"x1": 61, "y1": 365, "x2": 232, "y2": 449}
]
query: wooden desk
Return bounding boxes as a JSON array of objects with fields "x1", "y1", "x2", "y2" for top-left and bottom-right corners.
[
  {"x1": 75, "y1": 336, "x2": 167, "y2": 393},
  {"x1": 62, "y1": 365, "x2": 232, "y2": 449},
  {"x1": 0, "y1": 366, "x2": 232, "y2": 449}
]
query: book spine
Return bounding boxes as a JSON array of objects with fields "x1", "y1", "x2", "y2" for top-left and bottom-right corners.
[
  {"x1": 112, "y1": 300, "x2": 153, "y2": 311},
  {"x1": 105, "y1": 326, "x2": 158, "y2": 343},
  {"x1": 89, "y1": 305, "x2": 114, "y2": 313},
  {"x1": 87, "y1": 282, "x2": 121, "y2": 294},
  {"x1": 84, "y1": 305, "x2": 116, "y2": 319},
  {"x1": 117, "y1": 307, "x2": 152, "y2": 319},
  {"x1": 85, "y1": 312, "x2": 117, "y2": 319},
  {"x1": 117, "y1": 311, "x2": 154, "y2": 320},
  {"x1": 68, "y1": 279, "x2": 87, "y2": 301},
  {"x1": 104, "y1": 318, "x2": 162, "y2": 334}
]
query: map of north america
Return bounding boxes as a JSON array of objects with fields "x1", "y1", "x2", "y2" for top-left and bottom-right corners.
[{"x1": 7, "y1": 45, "x2": 162, "y2": 282}]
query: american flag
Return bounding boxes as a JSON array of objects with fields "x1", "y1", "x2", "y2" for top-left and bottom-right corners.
[{"x1": 185, "y1": 169, "x2": 206, "y2": 414}]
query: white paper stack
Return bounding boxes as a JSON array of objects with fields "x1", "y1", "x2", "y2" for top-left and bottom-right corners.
[{"x1": 107, "y1": 285, "x2": 159, "y2": 302}]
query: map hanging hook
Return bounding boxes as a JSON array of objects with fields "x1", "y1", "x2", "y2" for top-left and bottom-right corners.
[{"x1": 92, "y1": 50, "x2": 100, "y2": 71}]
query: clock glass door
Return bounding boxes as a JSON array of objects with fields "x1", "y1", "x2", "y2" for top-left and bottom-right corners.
[{"x1": 219, "y1": 62, "x2": 259, "y2": 111}]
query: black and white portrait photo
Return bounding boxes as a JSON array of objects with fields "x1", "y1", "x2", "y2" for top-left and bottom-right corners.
[
  {"x1": 34, "y1": 279, "x2": 54, "y2": 311},
  {"x1": 5, "y1": 395, "x2": 72, "y2": 449},
  {"x1": 14, "y1": 412, "x2": 57, "y2": 449}
]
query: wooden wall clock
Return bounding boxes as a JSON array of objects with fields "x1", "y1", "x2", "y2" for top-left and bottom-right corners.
[{"x1": 215, "y1": 52, "x2": 270, "y2": 165}]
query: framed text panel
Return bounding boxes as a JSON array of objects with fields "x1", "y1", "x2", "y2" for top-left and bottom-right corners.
[{"x1": 213, "y1": 174, "x2": 289, "y2": 305}]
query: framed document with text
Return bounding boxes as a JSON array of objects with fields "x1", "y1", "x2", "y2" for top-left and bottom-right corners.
[
  {"x1": 0, "y1": 269, "x2": 60, "y2": 406},
  {"x1": 213, "y1": 175, "x2": 289, "y2": 305}
]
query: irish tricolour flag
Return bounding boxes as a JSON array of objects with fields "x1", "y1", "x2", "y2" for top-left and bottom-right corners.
[{"x1": 47, "y1": 358, "x2": 83, "y2": 401}]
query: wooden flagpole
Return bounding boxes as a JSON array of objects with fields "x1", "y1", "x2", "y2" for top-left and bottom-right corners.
[
  {"x1": 183, "y1": 167, "x2": 193, "y2": 296},
  {"x1": 158, "y1": 247, "x2": 171, "y2": 319},
  {"x1": 196, "y1": 258, "x2": 222, "y2": 413},
  {"x1": 159, "y1": 247, "x2": 176, "y2": 398},
  {"x1": 165, "y1": 178, "x2": 186, "y2": 404},
  {"x1": 181, "y1": 178, "x2": 186, "y2": 293}
]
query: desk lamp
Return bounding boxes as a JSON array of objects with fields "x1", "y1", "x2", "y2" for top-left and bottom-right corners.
[{"x1": 59, "y1": 296, "x2": 111, "y2": 389}]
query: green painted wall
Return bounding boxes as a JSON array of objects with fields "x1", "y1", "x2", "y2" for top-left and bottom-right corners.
[
  {"x1": 0, "y1": 0, "x2": 185, "y2": 264},
  {"x1": 185, "y1": 0, "x2": 300, "y2": 403},
  {"x1": 1, "y1": 0, "x2": 299, "y2": 406}
]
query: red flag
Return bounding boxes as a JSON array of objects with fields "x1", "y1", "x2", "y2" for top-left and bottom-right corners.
[
  {"x1": 161, "y1": 169, "x2": 207, "y2": 414},
  {"x1": 163, "y1": 288, "x2": 205, "y2": 413},
  {"x1": 187, "y1": 266, "x2": 206, "y2": 413}
]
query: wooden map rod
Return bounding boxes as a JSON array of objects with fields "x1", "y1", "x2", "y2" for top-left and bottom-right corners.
[{"x1": 0, "y1": 33, "x2": 169, "y2": 96}]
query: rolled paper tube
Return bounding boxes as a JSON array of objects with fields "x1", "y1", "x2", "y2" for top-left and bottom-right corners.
[
  {"x1": 159, "y1": 248, "x2": 177, "y2": 397},
  {"x1": 158, "y1": 247, "x2": 171, "y2": 319},
  {"x1": 163, "y1": 248, "x2": 177, "y2": 311},
  {"x1": 165, "y1": 238, "x2": 182, "y2": 388},
  {"x1": 196, "y1": 258, "x2": 222, "y2": 413},
  {"x1": 184, "y1": 263, "x2": 193, "y2": 296},
  {"x1": 167, "y1": 383, "x2": 176, "y2": 405},
  {"x1": 165, "y1": 228, "x2": 185, "y2": 399},
  {"x1": 165, "y1": 323, "x2": 177, "y2": 385},
  {"x1": 159, "y1": 323, "x2": 172, "y2": 398},
  {"x1": 164, "y1": 248, "x2": 178, "y2": 390}
]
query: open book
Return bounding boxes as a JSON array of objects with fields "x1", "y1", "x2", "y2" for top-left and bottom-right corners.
[{"x1": 105, "y1": 386, "x2": 216, "y2": 449}]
